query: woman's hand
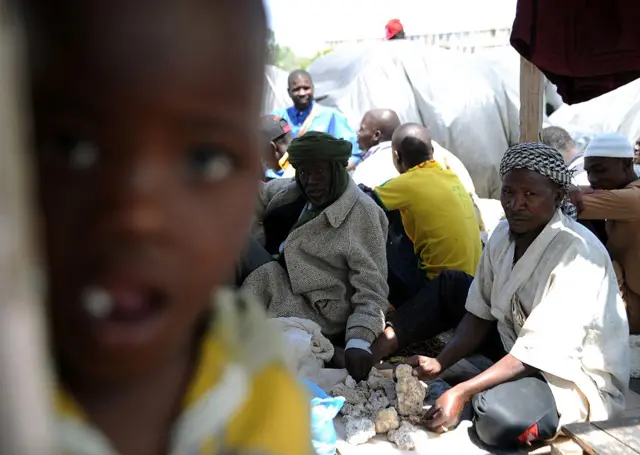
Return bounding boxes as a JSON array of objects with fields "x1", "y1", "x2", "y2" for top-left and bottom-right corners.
[
  {"x1": 405, "y1": 355, "x2": 442, "y2": 381},
  {"x1": 423, "y1": 387, "x2": 469, "y2": 433}
]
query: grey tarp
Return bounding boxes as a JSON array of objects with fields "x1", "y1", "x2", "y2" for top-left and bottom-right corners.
[
  {"x1": 263, "y1": 43, "x2": 560, "y2": 198},
  {"x1": 304, "y1": 41, "x2": 563, "y2": 199},
  {"x1": 307, "y1": 40, "x2": 516, "y2": 198}
]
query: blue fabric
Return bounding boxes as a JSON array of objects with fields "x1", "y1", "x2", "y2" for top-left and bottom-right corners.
[
  {"x1": 265, "y1": 168, "x2": 285, "y2": 179},
  {"x1": 302, "y1": 379, "x2": 345, "y2": 455},
  {"x1": 273, "y1": 102, "x2": 361, "y2": 166}
]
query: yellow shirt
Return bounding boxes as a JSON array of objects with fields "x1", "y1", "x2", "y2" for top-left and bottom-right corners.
[
  {"x1": 374, "y1": 160, "x2": 481, "y2": 279},
  {"x1": 54, "y1": 290, "x2": 312, "y2": 455}
]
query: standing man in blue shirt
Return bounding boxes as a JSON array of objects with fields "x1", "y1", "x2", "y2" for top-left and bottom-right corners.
[{"x1": 273, "y1": 69, "x2": 360, "y2": 171}]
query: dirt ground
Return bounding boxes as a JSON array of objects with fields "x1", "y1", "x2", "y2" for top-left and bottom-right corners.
[{"x1": 386, "y1": 331, "x2": 452, "y2": 361}]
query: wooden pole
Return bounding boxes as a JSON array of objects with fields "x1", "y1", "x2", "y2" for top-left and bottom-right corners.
[
  {"x1": 519, "y1": 56, "x2": 544, "y2": 142},
  {"x1": 0, "y1": 3, "x2": 53, "y2": 454}
]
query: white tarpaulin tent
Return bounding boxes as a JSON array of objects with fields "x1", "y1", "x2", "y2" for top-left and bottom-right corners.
[
  {"x1": 548, "y1": 77, "x2": 640, "y2": 147},
  {"x1": 263, "y1": 64, "x2": 290, "y2": 115},
  {"x1": 475, "y1": 46, "x2": 564, "y2": 115},
  {"x1": 304, "y1": 40, "x2": 561, "y2": 198}
]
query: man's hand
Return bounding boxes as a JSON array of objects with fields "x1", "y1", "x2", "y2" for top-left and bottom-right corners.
[
  {"x1": 345, "y1": 348, "x2": 374, "y2": 382},
  {"x1": 357, "y1": 183, "x2": 373, "y2": 194},
  {"x1": 568, "y1": 185, "x2": 594, "y2": 214},
  {"x1": 568, "y1": 186, "x2": 584, "y2": 213},
  {"x1": 424, "y1": 387, "x2": 469, "y2": 433},
  {"x1": 406, "y1": 355, "x2": 442, "y2": 381}
]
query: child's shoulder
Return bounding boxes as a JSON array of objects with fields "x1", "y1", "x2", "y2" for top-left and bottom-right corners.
[
  {"x1": 226, "y1": 362, "x2": 311, "y2": 454},
  {"x1": 208, "y1": 290, "x2": 312, "y2": 454}
]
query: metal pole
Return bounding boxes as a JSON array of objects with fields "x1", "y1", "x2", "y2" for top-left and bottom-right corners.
[{"x1": 0, "y1": 1, "x2": 53, "y2": 453}]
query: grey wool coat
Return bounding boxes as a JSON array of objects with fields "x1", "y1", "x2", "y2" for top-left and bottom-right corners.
[{"x1": 243, "y1": 178, "x2": 390, "y2": 344}]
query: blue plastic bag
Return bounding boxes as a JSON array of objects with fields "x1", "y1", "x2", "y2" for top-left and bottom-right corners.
[{"x1": 302, "y1": 379, "x2": 345, "y2": 455}]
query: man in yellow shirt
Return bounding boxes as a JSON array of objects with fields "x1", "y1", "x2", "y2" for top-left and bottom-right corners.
[
  {"x1": 27, "y1": 0, "x2": 311, "y2": 453},
  {"x1": 369, "y1": 123, "x2": 482, "y2": 361}
]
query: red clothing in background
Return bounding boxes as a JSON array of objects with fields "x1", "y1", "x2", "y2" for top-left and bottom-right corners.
[{"x1": 511, "y1": 0, "x2": 640, "y2": 104}]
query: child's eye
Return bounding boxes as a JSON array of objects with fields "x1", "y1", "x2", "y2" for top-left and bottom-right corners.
[
  {"x1": 48, "y1": 134, "x2": 100, "y2": 171},
  {"x1": 187, "y1": 145, "x2": 235, "y2": 182}
]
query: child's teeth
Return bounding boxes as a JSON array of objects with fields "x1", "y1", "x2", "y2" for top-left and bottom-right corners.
[{"x1": 82, "y1": 287, "x2": 113, "y2": 319}]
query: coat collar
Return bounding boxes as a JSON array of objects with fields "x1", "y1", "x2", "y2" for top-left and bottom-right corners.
[
  {"x1": 268, "y1": 178, "x2": 360, "y2": 229},
  {"x1": 322, "y1": 179, "x2": 360, "y2": 228}
]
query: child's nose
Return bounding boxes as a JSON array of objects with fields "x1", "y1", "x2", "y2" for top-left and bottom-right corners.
[{"x1": 102, "y1": 157, "x2": 170, "y2": 238}]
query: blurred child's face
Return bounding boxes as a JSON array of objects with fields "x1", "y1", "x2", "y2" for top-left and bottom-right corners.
[{"x1": 28, "y1": 0, "x2": 266, "y2": 382}]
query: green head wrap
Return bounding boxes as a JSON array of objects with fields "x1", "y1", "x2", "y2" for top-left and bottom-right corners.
[
  {"x1": 287, "y1": 132, "x2": 352, "y2": 229},
  {"x1": 288, "y1": 131, "x2": 353, "y2": 166}
]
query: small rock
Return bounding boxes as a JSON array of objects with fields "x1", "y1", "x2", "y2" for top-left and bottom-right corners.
[
  {"x1": 388, "y1": 421, "x2": 420, "y2": 450},
  {"x1": 345, "y1": 418, "x2": 376, "y2": 445},
  {"x1": 396, "y1": 367, "x2": 427, "y2": 416},
  {"x1": 375, "y1": 407, "x2": 400, "y2": 434},
  {"x1": 367, "y1": 368, "x2": 387, "y2": 390},
  {"x1": 366, "y1": 389, "x2": 390, "y2": 414}
]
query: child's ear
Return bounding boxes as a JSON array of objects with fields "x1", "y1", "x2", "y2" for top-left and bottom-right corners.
[{"x1": 393, "y1": 149, "x2": 401, "y2": 163}]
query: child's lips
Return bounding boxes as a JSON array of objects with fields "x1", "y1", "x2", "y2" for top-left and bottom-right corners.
[{"x1": 80, "y1": 282, "x2": 168, "y2": 347}]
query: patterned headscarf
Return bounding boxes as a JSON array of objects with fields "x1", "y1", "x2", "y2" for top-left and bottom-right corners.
[{"x1": 499, "y1": 142, "x2": 577, "y2": 219}]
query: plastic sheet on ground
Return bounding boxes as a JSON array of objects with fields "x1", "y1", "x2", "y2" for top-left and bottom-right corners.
[{"x1": 334, "y1": 419, "x2": 496, "y2": 455}]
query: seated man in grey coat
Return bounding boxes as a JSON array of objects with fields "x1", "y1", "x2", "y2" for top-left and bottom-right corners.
[{"x1": 240, "y1": 132, "x2": 389, "y2": 381}]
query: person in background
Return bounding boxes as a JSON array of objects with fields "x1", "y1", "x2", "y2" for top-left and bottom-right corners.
[
  {"x1": 405, "y1": 143, "x2": 629, "y2": 448},
  {"x1": 261, "y1": 114, "x2": 293, "y2": 181},
  {"x1": 273, "y1": 70, "x2": 360, "y2": 170},
  {"x1": 571, "y1": 132, "x2": 640, "y2": 333},
  {"x1": 542, "y1": 126, "x2": 588, "y2": 185},
  {"x1": 354, "y1": 117, "x2": 486, "y2": 239},
  {"x1": 352, "y1": 109, "x2": 417, "y2": 309},
  {"x1": 352, "y1": 109, "x2": 402, "y2": 187},
  {"x1": 27, "y1": 0, "x2": 311, "y2": 453},
  {"x1": 369, "y1": 123, "x2": 482, "y2": 359},
  {"x1": 385, "y1": 19, "x2": 406, "y2": 40},
  {"x1": 240, "y1": 132, "x2": 389, "y2": 381}
]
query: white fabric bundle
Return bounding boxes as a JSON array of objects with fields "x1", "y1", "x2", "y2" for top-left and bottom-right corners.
[{"x1": 268, "y1": 317, "x2": 348, "y2": 391}]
